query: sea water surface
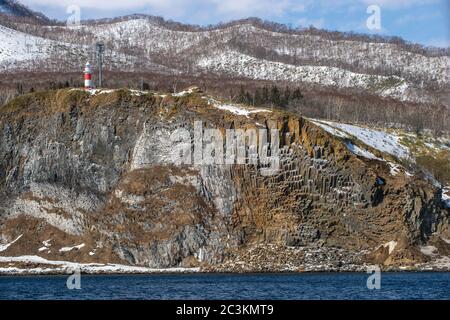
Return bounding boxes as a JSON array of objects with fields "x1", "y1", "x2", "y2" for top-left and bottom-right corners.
[{"x1": 0, "y1": 273, "x2": 449, "y2": 300}]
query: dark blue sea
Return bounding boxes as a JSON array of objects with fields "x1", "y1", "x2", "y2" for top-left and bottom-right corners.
[{"x1": 0, "y1": 273, "x2": 448, "y2": 300}]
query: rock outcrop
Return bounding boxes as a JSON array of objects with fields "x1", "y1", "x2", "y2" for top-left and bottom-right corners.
[{"x1": 0, "y1": 88, "x2": 448, "y2": 273}]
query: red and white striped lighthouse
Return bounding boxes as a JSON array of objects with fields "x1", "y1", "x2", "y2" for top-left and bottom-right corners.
[{"x1": 84, "y1": 62, "x2": 93, "y2": 90}]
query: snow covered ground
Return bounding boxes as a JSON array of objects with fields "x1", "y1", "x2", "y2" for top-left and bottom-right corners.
[
  {"x1": 309, "y1": 119, "x2": 411, "y2": 160},
  {"x1": 0, "y1": 23, "x2": 175, "y2": 73},
  {"x1": 70, "y1": 88, "x2": 149, "y2": 96},
  {"x1": 213, "y1": 103, "x2": 272, "y2": 118},
  {"x1": 59, "y1": 243, "x2": 85, "y2": 253},
  {"x1": 205, "y1": 97, "x2": 272, "y2": 118},
  {"x1": 198, "y1": 50, "x2": 412, "y2": 101},
  {"x1": 420, "y1": 245, "x2": 438, "y2": 256},
  {"x1": 0, "y1": 255, "x2": 200, "y2": 275},
  {"x1": 311, "y1": 121, "x2": 350, "y2": 139},
  {"x1": 0, "y1": 234, "x2": 23, "y2": 252},
  {"x1": 309, "y1": 119, "x2": 418, "y2": 178},
  {"x1": 344, "y1": 142, "x2": 382, "y2": 160},
  {"x1": 171, "y1": 87, "x2": 198, "y2": 97},
  {"x1": 0, "y1": 25, "x2": 52, "y2": 67}
]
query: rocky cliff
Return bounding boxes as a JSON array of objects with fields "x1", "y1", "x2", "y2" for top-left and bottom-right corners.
[{"x1": 0, "y1": 88, "x2": 448, "y2": 273}]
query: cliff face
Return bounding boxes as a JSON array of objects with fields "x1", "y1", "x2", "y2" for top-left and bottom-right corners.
[{"x1": 0, "y1": 89, "x2": 448, "y2": 272}]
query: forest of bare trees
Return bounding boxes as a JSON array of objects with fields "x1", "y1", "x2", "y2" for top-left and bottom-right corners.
[
  {"x1": 2, "y1": 12, "x2": 448, "y2": 56},
  {"x1": 1, "y1": 71, "x2": 448, "y2": 136}
]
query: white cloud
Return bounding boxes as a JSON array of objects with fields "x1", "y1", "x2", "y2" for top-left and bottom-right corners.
[
  {"x1": 20, "y1": 0, "x2": 443, "y2": 11},
  {"x1": 20, "y1": 0, "x2": 444, "y2": 21},
  {"x1": 17, "y1": 0, "x2": 314, "y2": 25},
  {"x1": 22, "y1": 0, "x2": 180, "y2": 10},
  {"x1": 21, "y1": 0, "x2": 308, "y2": 19}
]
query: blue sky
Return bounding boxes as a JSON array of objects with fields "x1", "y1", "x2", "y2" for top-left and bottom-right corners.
[{"x1": 20, "y1": 0, "x2": 450, "y2": 47}]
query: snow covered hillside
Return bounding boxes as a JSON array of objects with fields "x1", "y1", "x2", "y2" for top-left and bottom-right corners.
[
  {"x1": 0, "y1": 24, "x2": 176, "y2": 73},
  {"x1": 75, "y1": 18, "x2": 448, "y2": 89},
  {"x1": 0, "y1": 24, "x2": 51, "y2": 67},
  {"x1": 0, "y1": 16, "x2": 448, "y2": 103},
  {"x1": 310, "y1": 119, "x2": 411, "y2": 160},
  {"x1": 198, "y1": 50, "x2": 410, "y2": 100}
]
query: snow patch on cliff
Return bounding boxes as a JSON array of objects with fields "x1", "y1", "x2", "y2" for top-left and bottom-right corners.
[
  {"x1": 310, "y1": 120, "x2": 350, "y2": 139},
  {"x1": 0, "y1": 234, "x2": 23, "y2": 252},
  {"x1": 214, "y1": 103, "x2": 272, "y2": 117},
  {"x1": 59, "y1": 243, "x2": 85, "y2": 253},
  {"x1": 420, "y1": 246, "x2": 438, "y2": 256},
  {"x1": 344, "y1": 142, "x2": 382, "y2": 160},
  {"x1": 205, "y1": 97, "x2": 272, "y2": 118},
  {"x1": 0, "y1": 255, "x2": 200, "y2": 275},
  {"x1": 383, "y1": 241, "x2": 398, "y2": 254},
  {"x1": 172, "y1": 87, "x2": 197, "y2": 97},
  {"x1": 311, "y1": 120, "x2": 411, "y2": 160}
]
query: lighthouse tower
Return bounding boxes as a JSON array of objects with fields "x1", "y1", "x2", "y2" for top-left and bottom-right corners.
[{"x1": 84, "y1": 62, "x2": 93, "y2": 90}]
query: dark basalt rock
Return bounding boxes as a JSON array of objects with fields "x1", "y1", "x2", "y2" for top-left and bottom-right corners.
[{"x1": 0, "y1": 89, "x2": 448, "y2": 272}]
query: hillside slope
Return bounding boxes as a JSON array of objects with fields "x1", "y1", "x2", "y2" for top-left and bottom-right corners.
[
  {"x1": 0, "y1": 24, "x2": 177, "y2": 74},
  {"x1": 0, "y1": 88, "x2": 448, "y2": 274},
  {"x1": 0, "y1": 16, "x2": 448, "y2": 104},
  {"x1": 0, "y1": 0, "x2": 47, "y2": 21}
]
